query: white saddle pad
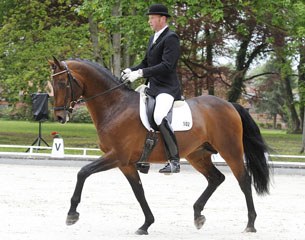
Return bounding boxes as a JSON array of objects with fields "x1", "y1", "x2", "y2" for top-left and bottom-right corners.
[{"x1": 137, "y1": 85, "x2": 193, "y2": 131}]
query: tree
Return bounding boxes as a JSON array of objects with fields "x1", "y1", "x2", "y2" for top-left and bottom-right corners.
[
  {"x1": 223, "y1": 0, "x2": 304, "y2": 133},
  {"x1": 0, "y1": 0, "x2": 304, "y2": 118},
  {"x1": 267, "y1": 0, "x2": 305, "y2": 133},
  {"x1": 252, "y1": 59, "x2": 287, "y2": 128},
  {"x1": 174, "y1": 1, "x2": 226, "y2": 97},
  {"x1": 0, "y1": 0, "x2": 91, "y2": 103},
  {"x1": 77, "y1": 0, "x2": 152, "y2": 76}
]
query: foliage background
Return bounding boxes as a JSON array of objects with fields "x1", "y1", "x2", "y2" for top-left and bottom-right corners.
[{"x1": 0, "y1": 0, "x2": 304, "y2": 133}]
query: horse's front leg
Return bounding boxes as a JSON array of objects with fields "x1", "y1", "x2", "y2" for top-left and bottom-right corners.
[
  {"x1": 66, "y1": 155, "x2": 119, "y2": 225},
  {"x1": 120, "y1": 165, "x2": 155, "y2": 235}
]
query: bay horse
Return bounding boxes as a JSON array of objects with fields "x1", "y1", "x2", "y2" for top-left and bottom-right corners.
[{"x1": 49, "y1": 57, "x2": 270, "y2": 235}]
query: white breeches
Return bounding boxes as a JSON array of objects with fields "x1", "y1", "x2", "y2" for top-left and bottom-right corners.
[{"x1": 154, "y1": 93, "x2": 174, "y2": 125}]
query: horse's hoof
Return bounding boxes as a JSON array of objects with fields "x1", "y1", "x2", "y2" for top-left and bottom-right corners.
[
  {"x1": 194, "y1": 215, "x2": 206, "y2": 230},
  {"x1": 135, "y1": 228, "x2": 148, "y2": 235},
  {"x1": 243, "y1": 227, "x2": 257, "y2": 233},
  {"x1": 66, "y1": 212, "x2": 80, "y2": 226}
]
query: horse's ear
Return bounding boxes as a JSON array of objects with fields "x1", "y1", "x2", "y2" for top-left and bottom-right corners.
[
  {"x1": 47, "y1": 58, "x2": 57, "y2": 71},
  {"x1": 51, "y1": 56, "x2": 64, "y2": 70},
  {"x1": 47, "y1": 58, "x2": 55, "y2": 67}
]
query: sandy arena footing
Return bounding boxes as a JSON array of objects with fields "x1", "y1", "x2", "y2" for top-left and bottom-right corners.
[{"x1": 0, "y1": 159, "x2": 304, "y2": 240}]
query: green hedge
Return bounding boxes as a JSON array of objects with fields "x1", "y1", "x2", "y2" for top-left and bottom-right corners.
[
  {"x1": 0, "y1": 104, "x2": 93, "y2": 123},
  {"x1": 70, "y1": 106, "x2": 92, "y2": 123},
  {"x1": 0, "y1": 105, "x2": 32, "y2": 120}
]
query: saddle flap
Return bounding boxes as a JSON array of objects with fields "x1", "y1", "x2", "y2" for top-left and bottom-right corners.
[{"x1": 137, "y1": 85, "x2": 193, "y2": 131}]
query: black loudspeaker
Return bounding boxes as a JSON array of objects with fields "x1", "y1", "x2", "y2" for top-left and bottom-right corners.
[
  {"x1": 26, "y1": 93, "x2": 50, "y2": 152},
  {"x1": 32, "y1": 93, "x2": 49, "y2": 121}
]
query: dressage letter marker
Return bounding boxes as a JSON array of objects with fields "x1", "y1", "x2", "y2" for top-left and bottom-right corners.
[{"x1": 51, "y1": 138, "x2": 64, "y2": 158}]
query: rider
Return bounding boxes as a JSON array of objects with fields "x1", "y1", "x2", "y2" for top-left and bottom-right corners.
[{"x1": 122, "y1": 3, "x2": 181, "y2": 174}]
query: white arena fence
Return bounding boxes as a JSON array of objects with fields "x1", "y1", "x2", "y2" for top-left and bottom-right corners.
[
  {"x1": 1, "y1": 144, "x2": 305, "y2": 165},
  {"x1": 0, "y1": 144, "x2": 100, "y2": 159}
]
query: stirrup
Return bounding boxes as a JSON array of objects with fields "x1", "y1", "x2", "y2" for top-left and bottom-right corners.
[{"x1": 136, "y1": 163, "x2": 150, "y2": 174}]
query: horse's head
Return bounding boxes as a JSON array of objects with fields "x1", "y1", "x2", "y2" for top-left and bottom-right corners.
[{"x1": 48, "y1": 56, "x2": 83, "y2": 124}]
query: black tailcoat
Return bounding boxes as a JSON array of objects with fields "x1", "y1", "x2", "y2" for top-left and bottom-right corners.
[{"x1": 131, "y1": 27, "x2": 181, "y2": 100}]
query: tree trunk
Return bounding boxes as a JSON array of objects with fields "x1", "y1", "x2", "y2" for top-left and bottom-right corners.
[
  {"x1": 112, "y1": 33, "x2": 121, "y2": 77},
  {"x1": 284, "y1": 74, "x2": 300, "y2": 132},
  {"x1": 298, "y1": 45, "x2": 305, "y2": 152},
  {"x1": 273, "y1": 114, "x2": 277, "y2": 129},
  {"x1": 111, "y1": 1, "x2": 121, "y2": 77},
  {"x1": 300, "y1": 108, "x2": 305, "y2": 153},
  {"x1": 273, "y1": 32, "x2": 300, "y2": 133},
  {"x1": 122, "y1": 45, "x2": 130, "y2": 69},
  {"x1": 280, "y1": 56, "x2": 300, "y2": 133},
  {"x1": 228, "y1": 73, "x2": 245, "y2": 102},
  {"x1": 227, "y1": 39, "x2": 250, "y2": 102},
  {"x1": 88, "y1": 15, "x2": 104, "y2": 67},
  {"x1": 205, "y1": 26, "x2": 214, "y2": 95},
  {"x1": 298, "y1": 45, "x2": 305, "y2": 131}
]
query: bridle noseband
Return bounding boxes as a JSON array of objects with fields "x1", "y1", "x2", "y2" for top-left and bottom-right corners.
[{"x1": 51, "y1": 61, "x2": 128, "y2": 113}]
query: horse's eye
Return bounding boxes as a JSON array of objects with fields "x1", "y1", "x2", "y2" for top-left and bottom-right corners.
[{"x1": 57, "y1": 81, "x2": 66, "y2": 89}]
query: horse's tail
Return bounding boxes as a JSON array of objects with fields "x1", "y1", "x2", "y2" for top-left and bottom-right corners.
[{"x1": 232, "y1": 103, "x2": 270, "y2": 195}]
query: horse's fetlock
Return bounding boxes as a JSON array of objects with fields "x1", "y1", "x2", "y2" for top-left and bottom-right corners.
[
  {"x1": 193, "y1": 203, "x2": 203, "y2": 215},
  {"x1": 147, "y1": 216, "x2": 155, "y2": 225}
]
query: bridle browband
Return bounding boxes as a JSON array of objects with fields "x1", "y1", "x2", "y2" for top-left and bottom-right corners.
[{"x1": 51, "y1": 61, "x2": 128, "y2": 113}]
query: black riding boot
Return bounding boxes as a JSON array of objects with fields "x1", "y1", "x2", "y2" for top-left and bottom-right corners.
[{"x1": 158, "y1": 118, "x2": 180, "y2": 174}]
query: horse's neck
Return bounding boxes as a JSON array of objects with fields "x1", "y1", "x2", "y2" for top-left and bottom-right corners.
[
  {"x1": 71, "y1": 61, "x2": 138, "y2": 127},
  {"x1": 82, "y1": 77, "x2": 116, "y2": 100},
  {"x1": 86, "y1": 90, "x2": 138, "y2": 128},
  {"x1": 72, "y1": 60, "x2": 118, "y2": 100}
]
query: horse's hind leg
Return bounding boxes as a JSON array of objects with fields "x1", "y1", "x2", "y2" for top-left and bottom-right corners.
[
  {"x1": 239, "y1": 170, "x2": 257, "y2": 232},
  {"x1": 221, "y1": 150, "x2": 257, "y2": 232},
  {"x1": 186, "y1": 149, "x2": 225, "y2": 230},
  {"x1": 227, "y1": 159, "x2": 257, "y2": 232}
]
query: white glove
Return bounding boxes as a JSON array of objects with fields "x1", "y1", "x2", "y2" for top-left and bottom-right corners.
[
  {"x1": 121, "y1": 68, "x2": 131, "y2": 78},
  {"x1": 123, "y1": 69, "x2": 143, "y2": 83}
]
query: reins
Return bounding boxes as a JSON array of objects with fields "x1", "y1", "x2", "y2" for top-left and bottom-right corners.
[{"x1": 77, "y1": 78, "x2": 129, "y2": 104}]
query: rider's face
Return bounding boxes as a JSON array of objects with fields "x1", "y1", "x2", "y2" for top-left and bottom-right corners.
[{"x1": 148, "y1": 15, "x2": 167, "y2": 32}]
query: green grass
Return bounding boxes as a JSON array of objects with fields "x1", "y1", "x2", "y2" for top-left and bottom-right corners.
[
  {"x1": 260, "y1": 129, "x2": 305, "y2": 162},
  {"x1": 261, "y1": 129, "x2": 303, "y2": 154},
  {"x1": 0, "y1": 119, "x2": 99, "y2": 148},
  {"x1": 0, "y1": 119, "x2": 305, "y2": 162}
]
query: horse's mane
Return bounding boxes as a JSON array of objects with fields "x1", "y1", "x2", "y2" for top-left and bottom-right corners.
[{"x1": 72, "y1": 59, "x2": 133, "y2": 91}]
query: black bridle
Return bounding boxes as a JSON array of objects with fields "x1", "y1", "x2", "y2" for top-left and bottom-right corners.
[
  {"x1": 51, "y1": 61, "x2": 80, "y2": 113},
  {"x1": 51, "y1": 61, "x2": 128, "y2": 113}
]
